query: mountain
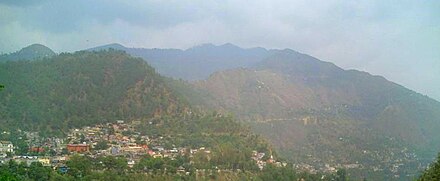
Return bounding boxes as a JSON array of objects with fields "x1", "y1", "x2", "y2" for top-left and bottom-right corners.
[
  {"x1": 88, "y1": 43, "x2": 273, "y2": 80},
  {"x1": 0, "y1": 49, "x2": 188, "y2": 135},
  {"x1": 0, "y1": 44, "x2": 56, "y2": 61},
  {"x1": 194, "y1": 50, "x2": 440, "y2": 179},
  {"x1": 1, "y1": 47, "x2": 332, "y2": 181},
  {"x1": 8, "y1": 43, "x2": 438, "y2": 179}
]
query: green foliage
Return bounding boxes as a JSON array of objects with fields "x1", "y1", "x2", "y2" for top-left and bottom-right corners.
[
  {"x1": 0, "y1": 50, "x2": 188, "y2": 135},
  {"x1": 419, "y1": 153, "x2": 440, "y2": 181},
  {"x1": 0, "y1": 44, "x2": 55, "y2": 62},
  {"x1": 94, "y1": 140, "x2": 109, "y2": 150},
  {"x1": 66, "y1": 154, "x2": 92, "y2": 178},
  {"x1": 0, "y1": 130, "x2": 28, "y2": 155},
  {"x1": 335, "y1": 169, "x2": 347, "y2": 181},
  {"x1": 0, "y1": 155, "x2": 348, "y2": 181},
  {"x1": 0, "y1": 160, "x2": 51, "y2": 181}
]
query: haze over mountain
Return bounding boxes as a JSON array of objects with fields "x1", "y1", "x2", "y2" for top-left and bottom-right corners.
[
  {"x1": 193, "y1": 48, "x2": 440, "y2": 179},
  {"x1": 88, "y1": 43, "x2": 440, "y2": 178},
  {"x1": 2, "y1": 48, "x2": 316, "y2": 180},
  {"x1": 89, "y1": 43, "x2": 274, "y2": 80},
  {"x1": 1, "y1": 43, "x2": 439, "y2": 179},
  {"x1": 89, "y1": 42, "x2": 440, "y2": 178},
  {"x1": 1, "y1": 0, "x2": 438, "y2": 180}
]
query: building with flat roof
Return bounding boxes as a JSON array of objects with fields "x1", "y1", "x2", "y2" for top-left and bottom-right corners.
[{"x1": 66, "y1": 144, "x2": 89, "y2": 153}]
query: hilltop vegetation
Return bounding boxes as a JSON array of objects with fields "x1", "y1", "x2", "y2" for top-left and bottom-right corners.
[
  {"x1": 0, "y1": 50, "x2": 187, "y2": 135},
  {"x1": 0, "y1": 44, "x2": 55, "y2": 62}
]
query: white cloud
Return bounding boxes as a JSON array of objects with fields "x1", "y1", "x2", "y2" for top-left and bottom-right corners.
[{"x1": 0, "y1": 0, "x2": 439, "y2": 100}]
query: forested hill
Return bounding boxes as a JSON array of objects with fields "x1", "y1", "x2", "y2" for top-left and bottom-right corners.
[
  {"x1": 0, "y1": 50, "x2": 189, "y2": 134},
  {"x1": 0, "y1": 44, "x2": 55, "y2": 61},
  {"x1": 195, "y1": 50, "x2": 440, "y2": 179}
]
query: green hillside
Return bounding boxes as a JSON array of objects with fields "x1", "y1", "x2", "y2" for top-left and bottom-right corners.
[
  {"x1": 0, "y1": 47, "x2": 352, "y2": 181},
  {"x1": 195, "y1": 50, "x2": 440, "y2": 180},
  {"x1": 0, "y1": 50, "x2": 187, "y2": 135}
]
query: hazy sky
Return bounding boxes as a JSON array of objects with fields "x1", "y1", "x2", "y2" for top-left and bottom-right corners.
[{"x1": 1, "y1": 0, "x2": 439, "y2": 100}]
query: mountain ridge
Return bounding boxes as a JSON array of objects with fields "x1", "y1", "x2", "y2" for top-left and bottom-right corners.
[
  {"x1": 87, "y1": 43, "x2": 274, "y2": 80},
  {"x1": 193, "y1": 50, "x2": 440, "y2": 179}
]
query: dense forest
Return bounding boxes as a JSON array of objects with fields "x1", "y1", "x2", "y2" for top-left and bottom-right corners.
[{"x1": 0, "y1": 50, "x2": 188, "y2": 135}]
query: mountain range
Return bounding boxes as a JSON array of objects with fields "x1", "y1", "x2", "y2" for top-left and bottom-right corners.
[
  {"x1": 1, "y1": 43, "x2": 440, "y2": 180},
  {"x1": 89, "y1": 43, "x2": 276, "y2": 80},
  {"x1": 195, "y1": 49, "x2": 440, "y2": 177},
  {"x1": 87, "y1": 43, "x2": 440, "y2": 179}
]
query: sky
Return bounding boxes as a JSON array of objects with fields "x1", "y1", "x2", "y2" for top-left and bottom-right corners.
[{"x1": 0, "y1": 0, "x2": 439, "y2": 100}]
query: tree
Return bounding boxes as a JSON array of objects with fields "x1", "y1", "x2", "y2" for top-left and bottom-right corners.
[
  {"x1": 94, "y1": 140, "x2": 109, "y2": 150},
  {"x1": 336, "y1": 169, "x2": 347, "y2": 181},
  {"x1": 419, "y1": 153, "x2": 440, "y2": 181},
  {"x1": 28, "y1": 162, "x2": 51, "y2": 181},
  {"x1": 0, "y1": 84, "x2": 4, "y2": 91},
  {"x1": 66, "y1": 155, "x2": 92, "y2": 178},
  {"x1": 99, "y1": 156, "x2": 128, "y2": 174}
]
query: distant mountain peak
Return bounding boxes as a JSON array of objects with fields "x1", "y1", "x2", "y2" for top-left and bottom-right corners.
[
  {"x1": 106, "y1": 43, "x2": 126, "y2": 49},
  {"x1": 188, "y1": 43, "x2": 216, "y2": 50},
  {"x1": 188, "y1": 43, "x2": 243, "y2": 51},
  {"x1": 219, "y1": 43, "x2": 241, "y2": 49},
  {"x1": 21, "y1": 43, "x2": 54, "y2": 53},
  {"x1": 279, "y1": 48, "x2": 300, "y2": 54},
  {"x1": 0, "y1": 43, "x2": 55, "y2": 61},
  {"x1": 87, "y1": 43, "x2": 127, "y2": 51},
  {"x1": 24, "y1": 43, "x2": 50, "y2": 49}
]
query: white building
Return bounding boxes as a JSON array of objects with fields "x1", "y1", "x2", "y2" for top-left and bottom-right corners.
[{"x1": 0, "y1": 141, "x2": 14, "y2": 154}]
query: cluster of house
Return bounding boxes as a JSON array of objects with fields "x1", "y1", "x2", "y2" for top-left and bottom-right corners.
[
  {"x1": 0, "y1": 120, "x2": 282, "y2": 172},
  {"x1": 0, "y1": 140, "x2": 66, "y2": 168},
  {"x1": 251, "y1": 151, "x2": 287, "y2": 170},
  {"x1": 0, "y1": 120, "x2": 214, "y2": 170}
]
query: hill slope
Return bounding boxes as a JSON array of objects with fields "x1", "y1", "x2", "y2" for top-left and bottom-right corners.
[
  {"x1": 0, "y1": 44, "x2": 56, "y2": 61},
  {"x1": 195, "y1": 50, "x2": 440, "y2": 179},
  {"x1": 0, "y1": 50, "x2": 187, "y2": 134},
  {"x1": 88, "y1": 43, "x2": 273, "y2": 80}
]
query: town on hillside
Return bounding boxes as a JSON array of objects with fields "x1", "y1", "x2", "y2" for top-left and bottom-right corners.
[{"x1": 0, "y1": 120, "x2": 285, "y2": 174}]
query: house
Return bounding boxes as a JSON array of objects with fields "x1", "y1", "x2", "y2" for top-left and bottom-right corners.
[
  {"x1": 111, "y1": 146, "x2": 120, "y2": 155},
  {"x1": 66, "y1": 144, "x2": 89, "y2": 153},
  {"x1": 30, "y1": 147, "x2": 45, "y2": 153},
  {"x1": 0, "y1": 141, "x2": 14, "y2": 154},
  {"x1": 127, "y1": 160, "x2": 135, "y2": 168},
  {"x1": 121, "y1": 145, "x2": 148, "y2": 155},
  {"x1": 38, "y1": 157, "x2": 51, "y2": 166}
]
